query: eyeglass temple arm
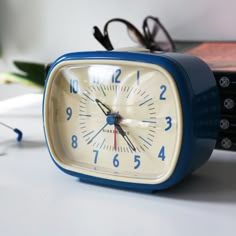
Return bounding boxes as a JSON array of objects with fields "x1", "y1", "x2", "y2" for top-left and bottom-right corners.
[
  {"x1": 0, "y1": 122, "x2": 23, "y2": 142},
  {"x1": 93, "y1": 26, "x2": 114, "y2": 51}
]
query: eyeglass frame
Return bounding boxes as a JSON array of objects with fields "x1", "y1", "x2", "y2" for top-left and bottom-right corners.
[{"x1": 93, "y1": 16, "x2": 176, "y2": 52}]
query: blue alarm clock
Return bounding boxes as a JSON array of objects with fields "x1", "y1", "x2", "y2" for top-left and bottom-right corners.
[{"x1": 43, "y1": 50, "x2": 219, "y2": 191}]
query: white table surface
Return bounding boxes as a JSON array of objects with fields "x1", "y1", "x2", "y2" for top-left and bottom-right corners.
[{"x1": 0, "y1": 92, "x2": 236, "y2": 236}]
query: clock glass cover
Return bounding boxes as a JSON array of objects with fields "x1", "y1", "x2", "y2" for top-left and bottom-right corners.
[{"x1": 44, "y1": 60, "x2": 183, "y2": 184}]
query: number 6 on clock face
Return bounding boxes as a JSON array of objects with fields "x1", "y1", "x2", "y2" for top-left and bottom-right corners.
[{"x1": 43, "y1": 51, "x2": 219, "y2": 191}]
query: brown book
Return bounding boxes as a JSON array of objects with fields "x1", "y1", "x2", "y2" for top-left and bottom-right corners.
[{"x1": 185, "y1": 42, "x2": 236, "y2": 71}]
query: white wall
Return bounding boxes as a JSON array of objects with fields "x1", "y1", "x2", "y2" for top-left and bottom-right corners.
[{"x1": 0, "y1": 0, "x2": 235, "y2": 64}]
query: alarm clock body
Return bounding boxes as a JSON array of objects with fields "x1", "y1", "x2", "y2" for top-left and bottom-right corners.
[{"x1": 43, "y1": 51, "x2": 219, "y2": 191}]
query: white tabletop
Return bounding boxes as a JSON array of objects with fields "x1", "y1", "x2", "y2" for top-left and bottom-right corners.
[{"x1": 0, "y1": 91, "x2": 236, "y2": 236}]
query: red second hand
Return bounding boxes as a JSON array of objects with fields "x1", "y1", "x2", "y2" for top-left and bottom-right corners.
[{"x1": 114, "y1": 126, "x2": 117, "y2": 151}]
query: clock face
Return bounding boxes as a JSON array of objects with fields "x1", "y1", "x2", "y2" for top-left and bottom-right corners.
[{"x1": 44, "y1": 60, "x2": 183, "y2": 184}]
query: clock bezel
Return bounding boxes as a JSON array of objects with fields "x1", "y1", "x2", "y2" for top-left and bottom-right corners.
[{"x1": 43, "y1": 59, "x2": 183, "y2": 184}]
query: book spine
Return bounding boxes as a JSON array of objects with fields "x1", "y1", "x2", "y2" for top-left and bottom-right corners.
[{"x1": 213, "y1": 71, "x2": 236, "y2": 151}]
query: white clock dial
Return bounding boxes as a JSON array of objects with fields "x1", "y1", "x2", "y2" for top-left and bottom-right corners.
[{"x1": 44, "y1": 60, "x2": 183, "y2": 184}]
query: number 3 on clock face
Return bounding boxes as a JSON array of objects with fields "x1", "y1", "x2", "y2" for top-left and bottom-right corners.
[{"x1": 43, "y1": 51, "x2": 219, "y2": 192}]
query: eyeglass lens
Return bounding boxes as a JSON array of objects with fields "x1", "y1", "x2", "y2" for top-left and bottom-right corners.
[
  {"x1": 145, "y1": 18, "x2": 174, "y2": 51},
  {"x1": 106, "y1": 21, "x2": 144, "y2": 49}
]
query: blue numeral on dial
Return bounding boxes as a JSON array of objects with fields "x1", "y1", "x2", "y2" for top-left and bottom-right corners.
[
  {"x1": 70, "y1": 79, "x2": 78, "y2": 93},
  {"x1": 134, "y1": 155, "x2": 141, "y2": 169},
  {"x1": 137, "y1": 70, "x2": 140, "y2": 85},
  {"x1": 71, "y1": 135, "x2": 78, "y2": 149},
  {"x1": 165, "y1": 116, "x2": 172, "y2": 131},
  {"x1": 66, "y1": 107, "x2": 72, "y2": 120},
  {"x1": 113, "y1": 154, "x2": 119, "y2": 167},
  {"x1": 93, "y1": 150, "x2": 99, "y2": 164},
  {"x1": 112, "y1": 69, "x2": 121, "y2": 83},
  {"x1": 158, "y1": 146, "x2": 165, "y2": 161},
  {"x1": 160, "y1": 85, "x2": 167, "y2": 100}
]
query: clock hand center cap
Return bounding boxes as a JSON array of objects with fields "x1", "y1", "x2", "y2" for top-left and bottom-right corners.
[{"x1": 106, "y1": 113, "x2": 119, "y2": 125}]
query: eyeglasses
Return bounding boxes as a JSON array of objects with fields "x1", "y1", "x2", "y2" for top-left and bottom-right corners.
[
  {"x1": 0, "y1": 122, "x2": 23, "y2": 142},
  {"x1": 93, "y1": 16, "x2": 176, "y2": 52}
]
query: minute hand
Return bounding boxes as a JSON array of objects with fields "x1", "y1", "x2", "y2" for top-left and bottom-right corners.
[{"x1": 115, "y1": 123, "x2": 136, "y2": 152}]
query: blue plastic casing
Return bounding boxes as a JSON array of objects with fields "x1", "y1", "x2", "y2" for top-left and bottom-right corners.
[{"x1": 43, "y1": 51, "x2": 220, "y2": 192}]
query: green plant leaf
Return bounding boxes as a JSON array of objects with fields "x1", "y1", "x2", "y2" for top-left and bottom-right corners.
[{"x1": 13, "y1": 61, "x2": 46, "y2": 87}]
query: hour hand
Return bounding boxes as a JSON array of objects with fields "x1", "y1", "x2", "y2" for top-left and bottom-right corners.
[
  {"x1": 115, "y1": 123, "x2": 136, "y2": 152},
  {"x1": 95, "y1": 99, "x2": 111, "y2": 116}
]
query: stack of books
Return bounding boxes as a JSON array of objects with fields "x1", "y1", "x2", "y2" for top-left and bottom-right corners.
[{"x1": 186, "y1": 42, "x2": 236, "y2": 151}]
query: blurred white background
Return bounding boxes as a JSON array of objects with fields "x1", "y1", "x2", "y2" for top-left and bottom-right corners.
[{"x1": 0, "y1": 0, "x2": 235, "y2": 64}]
